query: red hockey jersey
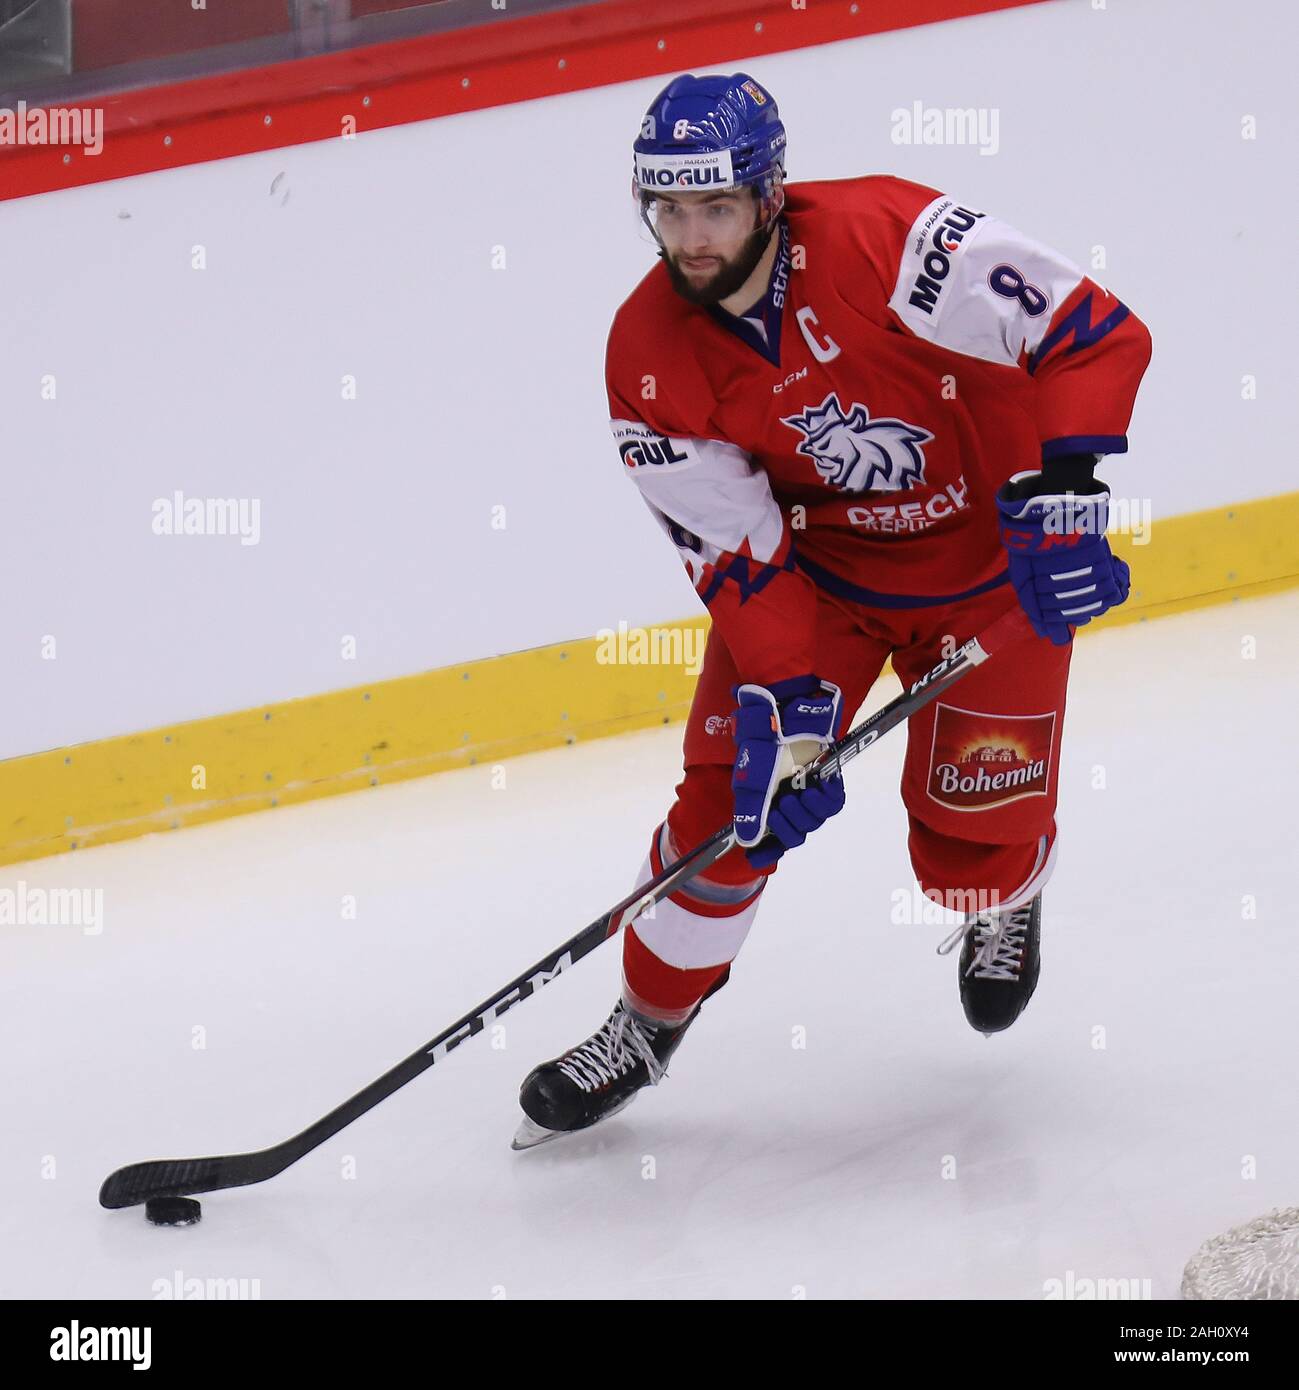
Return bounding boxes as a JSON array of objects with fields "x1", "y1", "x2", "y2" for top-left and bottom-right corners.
[{"x1": 604, "y1": 175, "x2": 1152, "y2": 685}]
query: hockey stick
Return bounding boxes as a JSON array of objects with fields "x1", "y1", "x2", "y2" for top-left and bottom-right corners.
[{"x1": 98, "y1": 604, "x2": 1030, "y2": 1209}]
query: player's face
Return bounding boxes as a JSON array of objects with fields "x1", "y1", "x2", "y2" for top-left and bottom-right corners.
[{"x1": 652, "y1": 189, "x2": 770, "y2": 306}]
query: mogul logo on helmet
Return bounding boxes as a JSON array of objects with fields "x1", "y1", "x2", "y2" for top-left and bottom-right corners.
[
  {"x1": 925, "y1": 704, "x2": 1056, "y2": 811},
  {"x1": 635, "y1": 149, "x2": 736, "y2": 190},
  {"x1": 906, "y1": 200, "x2": 987, "y2": 316},
  {"x1": 780, "y1": 392, "x2": 932, "y2": 494}
]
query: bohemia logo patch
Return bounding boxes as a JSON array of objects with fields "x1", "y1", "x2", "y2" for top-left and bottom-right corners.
[
  {"x1": 779, "y1": 392, "x2": 933, "y2": 494},
  {"x1": 926, "y1": 704, "x2": 1056, "y2": 812}
]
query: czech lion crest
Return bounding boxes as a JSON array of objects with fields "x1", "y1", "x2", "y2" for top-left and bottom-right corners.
[{"x1": 780, "y1": 392, "x2": 933, "y2": 494}]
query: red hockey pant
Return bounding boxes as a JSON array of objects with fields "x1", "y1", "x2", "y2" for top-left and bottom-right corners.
[{"x1": 621, "y1": 582, "x2": 1072, "y2": 1024}]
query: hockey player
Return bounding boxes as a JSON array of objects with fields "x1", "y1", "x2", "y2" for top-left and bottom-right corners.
[{"x1": 514, "y1": 72, "x2": 1151, "y2": 1150}]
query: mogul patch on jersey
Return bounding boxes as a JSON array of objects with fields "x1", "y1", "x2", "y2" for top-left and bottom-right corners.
[
  {"x1": 611, "y1": 419, "x2": 695, "y2": 470},
  {"x1": 925, "y1": 703, "x2": 1056, "y2": 811},
  {"x1": 780, "y1": 391, "x2": 932, "y2": 494},
  {"x1": 903, "y1": 199, "x2": 987, "y2": 318}
]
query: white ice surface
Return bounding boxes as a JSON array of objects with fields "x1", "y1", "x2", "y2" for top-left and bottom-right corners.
[{"x1": 2, "y1": 592, "x2": 1296, "y2": 1300}]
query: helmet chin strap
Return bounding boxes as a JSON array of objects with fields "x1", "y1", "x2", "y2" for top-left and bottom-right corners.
[{"x1": 756, "y1": 177, "x2": 786, "y2": 235}]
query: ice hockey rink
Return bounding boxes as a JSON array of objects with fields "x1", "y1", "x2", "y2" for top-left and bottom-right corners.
[{"x1": 3, "y1": 588, "x2": 1295, "y2": 1301}]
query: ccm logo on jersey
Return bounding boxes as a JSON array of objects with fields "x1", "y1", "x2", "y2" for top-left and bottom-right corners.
[
  {"x1": 906, "y1": 201, "x2": 986, "y2": 317},
  {"x1": 773, "y1": 365, "x2": 809, "y2": 394},
  {"x1": 612, "y1": 420, "x2": 694, "y2": 469}
]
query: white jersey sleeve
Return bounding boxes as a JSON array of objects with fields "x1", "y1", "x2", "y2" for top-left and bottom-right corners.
[
  {"x1": 886, "y1": 194, "x2": 1086, "y2": 368},
  {"x1": 610, "y1": 419, "x2": 785, "y2": 588}
]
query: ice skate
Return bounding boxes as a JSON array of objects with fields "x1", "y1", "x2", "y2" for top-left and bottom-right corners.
[
  {"x1": 957, "y1": 893, "x2": 1042, "y2": 1035},
  {"x1": 512, "y1": 973, "x2": 726, "y2": 1150}
]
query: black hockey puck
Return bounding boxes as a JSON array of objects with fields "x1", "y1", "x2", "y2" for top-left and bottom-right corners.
[{"x1": 145, "y1": 1196, "x2": 202, "y2": 1227}]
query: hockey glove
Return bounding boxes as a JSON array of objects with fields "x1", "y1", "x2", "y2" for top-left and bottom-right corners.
[
  {"x1": 996, "y1": 470, "x2": 1130, "y2": 646},
  {"x1": 731, "y1": 675, "x2": 845, "y2": 869}
]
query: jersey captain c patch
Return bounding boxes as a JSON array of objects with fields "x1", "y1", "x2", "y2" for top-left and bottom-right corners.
[{"x1": 779, "y1": 391, "x2": 933, "y2": 495}]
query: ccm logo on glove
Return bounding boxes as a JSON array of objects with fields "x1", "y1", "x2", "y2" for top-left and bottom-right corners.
[{"x1": 730, "y1": 675, "x2": 846, "y2": 869}]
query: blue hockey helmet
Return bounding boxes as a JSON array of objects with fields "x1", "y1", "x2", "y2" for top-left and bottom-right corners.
[{"x1": 632, "y1": 73, "x2": 786, "y2": 241}]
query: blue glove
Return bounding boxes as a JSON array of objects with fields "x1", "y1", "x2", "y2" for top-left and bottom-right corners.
[
  {"x1": 731, "y1": 675, "x2": 845, "y2": 868},
  {"x1": 996, "y1": 470, "x2": 1130, "y2": 646}
]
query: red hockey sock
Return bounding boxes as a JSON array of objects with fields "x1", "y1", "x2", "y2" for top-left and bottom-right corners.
[{"x1": 622, "y1": 924, "x2": 730, "y2": 1026}]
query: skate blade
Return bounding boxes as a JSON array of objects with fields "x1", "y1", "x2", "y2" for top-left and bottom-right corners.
[
  {"x1": 511, "y1": 1115, "x2": 563, "y2": 1151},
  {"x1": 510, "y1": 1093, "x2": 639, "y2": 1151}
]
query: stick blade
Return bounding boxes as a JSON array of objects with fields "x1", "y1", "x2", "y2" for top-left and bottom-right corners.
[{"x1": 99, "y1": 1153, "x2": 265, "y2": 1208}]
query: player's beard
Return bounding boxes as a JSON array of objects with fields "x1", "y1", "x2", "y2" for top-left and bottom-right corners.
[{"x1": 660, "y1": 218, "x2": 776, "y2": 307}]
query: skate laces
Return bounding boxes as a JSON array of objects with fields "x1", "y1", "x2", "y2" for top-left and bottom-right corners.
[
  {"x1": 964, "y1": 902, "x2": 1034, "y2": 980},
  {"x1": 555, "y1": 1006, "x2": 666, "y2": 1093}
]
